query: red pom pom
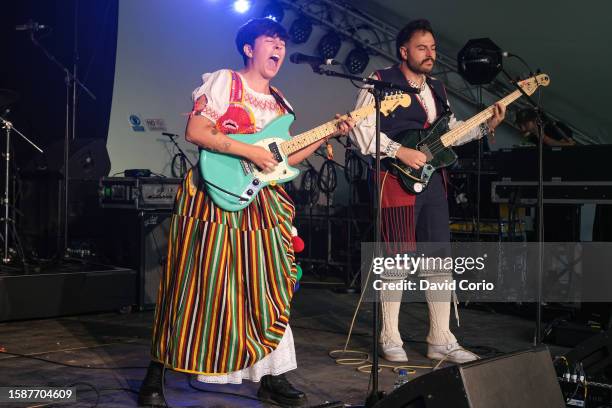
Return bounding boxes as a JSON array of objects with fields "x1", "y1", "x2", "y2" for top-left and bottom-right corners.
[{"x1": 292, "y1": 236, "x2": 305, "y2": 253}]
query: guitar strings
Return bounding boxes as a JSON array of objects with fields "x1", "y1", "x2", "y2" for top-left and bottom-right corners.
[
  {"x1": 424, "y1": 108, "x2": 493, "y2": 156},
  {"x1": 420, "y1": 89, "x2": 522, "y2": 157},
  {"x1": 283, "y1": 97, "x2": 407, "y2": 155}
]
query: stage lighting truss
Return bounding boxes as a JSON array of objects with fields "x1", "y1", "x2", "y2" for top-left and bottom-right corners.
[
  {"x1": 262, "y1": 1, "x2": 284, "y2": 22},
  {"x1": 289, "y1": 17, "x2": 313, "y2": 44},
  {"x1": 276, "y1": 0, "x2": 589, "y2": 142},
  {"x1": 317, "y1": 31, "x2": 342, "y2": 59},
  {"x1": 345, "y1": 47, "x2": 369, "y2": 74}
]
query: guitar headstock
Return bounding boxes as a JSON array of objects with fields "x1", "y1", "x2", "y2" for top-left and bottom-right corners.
[
  {"x1": 380, "y1": 92, "x2": 411, "y2": 116},
  {"x1": 518, "y1": 74, "x2": 550, "y2": 96}
]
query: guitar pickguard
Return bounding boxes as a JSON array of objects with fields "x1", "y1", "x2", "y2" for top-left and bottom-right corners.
[{"x1": 252, "y1": 138, "x2": 299, "y2": 183}]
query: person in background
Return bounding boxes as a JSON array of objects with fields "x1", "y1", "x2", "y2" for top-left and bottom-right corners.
[{"x1": 515, "y1": 108, "x2": 576, "y2": 146}]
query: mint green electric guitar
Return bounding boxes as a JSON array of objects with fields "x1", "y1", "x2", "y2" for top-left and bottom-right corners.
[{"x1": 199, "y1": 93, "x2": 411, "y2": 211}]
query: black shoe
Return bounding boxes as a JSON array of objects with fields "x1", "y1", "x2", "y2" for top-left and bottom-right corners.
[
  {"x1": 138, "y1": 361, "x2": 167, "y2": 407},
  {"x1": 257, "y1": 374, "x2": 307, "y2": 407}
]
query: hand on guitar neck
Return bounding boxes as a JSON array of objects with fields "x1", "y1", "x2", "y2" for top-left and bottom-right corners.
[
  {"x1": 283, "y1": 113, "x2": 355, "y2": 167},
  {"x1": 333, "y1": 113, "x2": 356, "y2": 137},
  {"x1": 485, "y1": 102, "x2": 506, "y2": 136},
  {"x1": 394, "y1": 102, "x2": 505, "y2": 171}
]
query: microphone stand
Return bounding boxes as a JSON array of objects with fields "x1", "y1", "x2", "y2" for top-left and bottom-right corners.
[
  {"x1": 500, "y1": 67, "x2": 545, "y2": 345},
  {"x1": 308, "y1": 64, "x2": 418, "y2": 407},
  {"x1": 476, "y1": 86, "x2": 483, "y2": 242},
  {"x1": 162, "y1": 132, "x2": 194, "y2": 177},
  {"x1": 0, "y1": 115, "x2": 43, "y2": 268},
  {"x1": 28, "y1": 29, "x2": 96, "y2": 258},
  {"x1": 162, "y1": 132, "x2": 194, "y2": 168}
]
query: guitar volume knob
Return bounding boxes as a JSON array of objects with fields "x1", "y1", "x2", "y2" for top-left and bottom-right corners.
[
  {"x1": 253, "y1": 179, "x2": 260, "y2": 186},
  {"x1": 246, "y1": 189, "x2": 254, "y2": 195}
]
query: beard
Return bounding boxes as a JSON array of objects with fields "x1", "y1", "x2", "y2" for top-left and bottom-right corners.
[{"x1": 406, "y1": 57, "x2": 435, "y2": 75}]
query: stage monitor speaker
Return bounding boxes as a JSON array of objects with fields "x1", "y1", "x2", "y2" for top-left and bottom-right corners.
[
  {"x1": 375, "y1": 347, "x2": 564, "y2": 408},
  {"x1": 139, "y1": 211, "x2": 171, "y2": 310},
  {"x1": 101, "y1": 210, "x2": 171, "y2": 310},
  {"x1": 31, "y1": 137, "x2": 111, "y2": 179}
]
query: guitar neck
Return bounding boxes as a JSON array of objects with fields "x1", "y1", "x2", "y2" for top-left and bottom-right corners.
[
  {"x1": 440, "y1": 88, "x2": 524, "y2": 147},
  {"x1": 281, "y1": 105, "x2": 374, "y2": 155}
]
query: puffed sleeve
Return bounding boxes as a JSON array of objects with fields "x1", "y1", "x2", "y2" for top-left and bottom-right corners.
[{"x1": 190, "y1": 69, "x2": 232, "y2": 123}]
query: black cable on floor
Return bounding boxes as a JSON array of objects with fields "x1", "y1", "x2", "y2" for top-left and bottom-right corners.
[
  {"x1": 0, "y1": 350, "x2": 143, "y2": 407},
  {"x1": 0, "y1": 350, "x2": 148, "y2": 370}
]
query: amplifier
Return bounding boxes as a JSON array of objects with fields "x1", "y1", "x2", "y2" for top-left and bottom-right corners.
[
  {"x1": 100, "y1": 210, "x2": 171, "y2": 310},
  {"x1": 491, "y1": 180, "x2": 612, "y2": 205},
  {"x1": 99, "y1": 177, "x2": 181, "y2": 209}
]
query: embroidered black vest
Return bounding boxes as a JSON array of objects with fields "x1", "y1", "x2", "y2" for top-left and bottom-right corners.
[{"x1": 375, "y1": 64, "x2": 450, "y2": 141}]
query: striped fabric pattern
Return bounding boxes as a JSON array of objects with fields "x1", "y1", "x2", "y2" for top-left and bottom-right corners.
[{"x1": 150, "y1": 168, "x2": 297, "y2": 374}]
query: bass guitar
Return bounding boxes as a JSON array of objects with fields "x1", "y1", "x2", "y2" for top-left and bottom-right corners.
[
  {"x1": 386, "y1": 74, "x2": 550, "y2": 194},
  {"x1": 199, "y1": 93, "x2": 411, "y2": 211}
]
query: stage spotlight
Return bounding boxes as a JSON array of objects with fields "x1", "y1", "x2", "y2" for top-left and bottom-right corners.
[
  {"x1": 262, "y1": 2, "x2": 284, "y2": 22},
  {"x1": 233, "y1": 0, "x2": 251, "y2": 14},
  {"x1": 289, "y1": 17, "x2": 312, "y2": 44},
  {"x1": 457, "y1": 38, "x2": 503, "y2": 85},
  {"x1": 317, "y1": 31, "x2": 342, "y2": 60},
  {"x1": 345, "y1": 47, "x2": 369, "y2": 74}
]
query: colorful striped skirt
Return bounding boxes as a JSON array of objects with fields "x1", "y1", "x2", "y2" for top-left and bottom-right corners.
[{"x1": 150, "y1": 168, "x2": 297, "y2": 374}]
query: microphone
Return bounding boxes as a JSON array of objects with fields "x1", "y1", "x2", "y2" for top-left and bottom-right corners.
[
  {"x1": 15, "y1": 21, "x2": 48, "y2": 31},
  {"x1": 289, "y1": 52, "x2": 340, "y2": 66}
]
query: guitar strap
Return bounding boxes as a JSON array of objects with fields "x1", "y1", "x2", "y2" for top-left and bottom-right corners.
[{"x1": 269, "y1": 86, "x2": 296, "y2": 118}]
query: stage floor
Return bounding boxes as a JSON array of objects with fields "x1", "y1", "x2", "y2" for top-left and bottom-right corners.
[{"x1": 0, "y1": 287, "x2": 569, "y2": 407}]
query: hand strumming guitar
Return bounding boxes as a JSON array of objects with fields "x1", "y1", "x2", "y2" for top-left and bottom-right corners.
[
  {"x1": 246, "y1": 144, "x2": 278, "y2": 173},
  {"x1": 395, "y1": 146, "x2": 427, "y2": 170}
]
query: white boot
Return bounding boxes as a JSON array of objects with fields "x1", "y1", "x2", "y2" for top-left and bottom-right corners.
[
  {"x1": 379, "y1": 278, "x2": 407, "y2": 362},
  {"x1": 379, "y1": 343, "x2": 409, "y2": 362},
  {"x1": 427, "y1": 342, "x2": 479, "y2": 364}
]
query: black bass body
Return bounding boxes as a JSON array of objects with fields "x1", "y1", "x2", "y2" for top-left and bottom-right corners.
[{"x1": 384, "y1": 113, "x2": 457, "y2": 194}]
